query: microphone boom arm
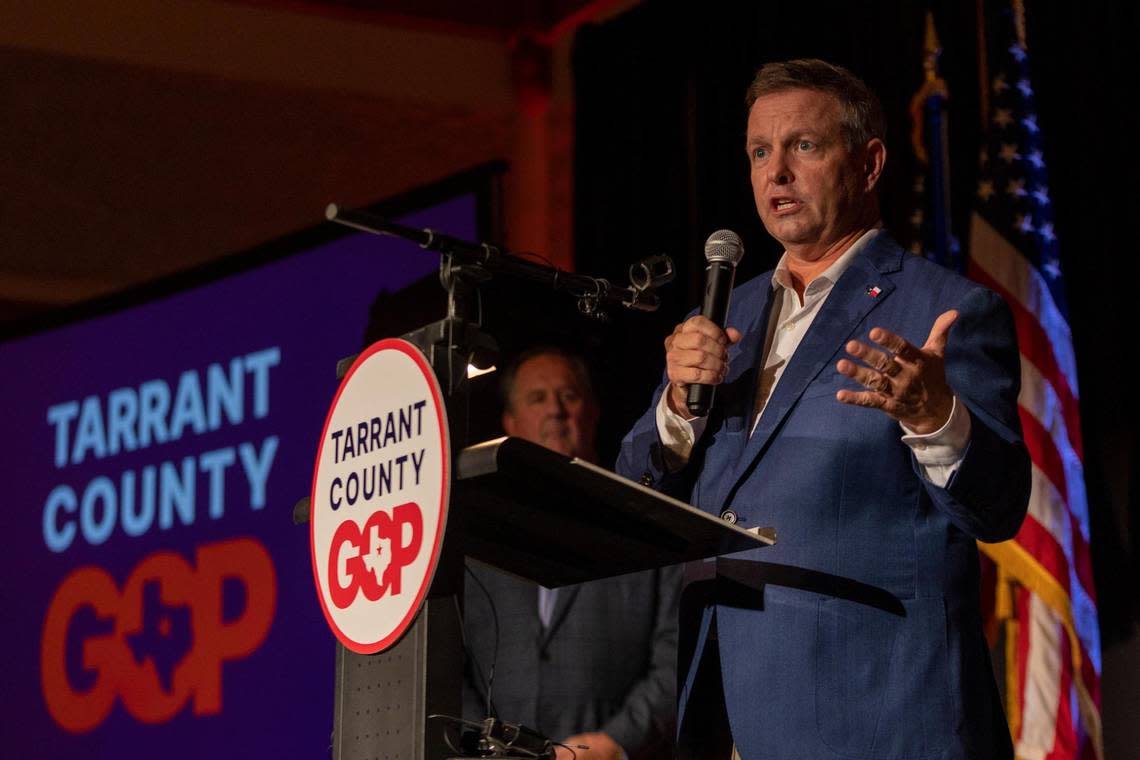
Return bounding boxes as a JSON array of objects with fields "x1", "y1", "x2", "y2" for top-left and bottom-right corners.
[{"x1": 326, "y1": 203, "x2": 670, "y2": 318}]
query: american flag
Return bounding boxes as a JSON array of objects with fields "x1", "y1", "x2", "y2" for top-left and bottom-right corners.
[{"x1": 967, "y1": 2, "x2": 1103, "y2": 758}]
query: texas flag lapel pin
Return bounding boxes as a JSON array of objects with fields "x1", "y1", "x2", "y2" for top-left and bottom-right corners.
[{"x1": 866, "y1": 285, "x2": 882, "y2": 298}]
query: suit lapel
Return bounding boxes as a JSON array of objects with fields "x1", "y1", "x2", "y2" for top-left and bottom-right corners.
[
  {"x1": 539, "y1": 583, "x2": 582, "y2": 646},
  {"x1": 725, "y1": 234, "x2": 904, "y2": 495},
  {"x1": 702, "y1": 274, "x2": 774, "y2": 470}
]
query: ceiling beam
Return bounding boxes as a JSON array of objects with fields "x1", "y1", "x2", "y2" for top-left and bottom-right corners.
[{"x1": 0, "y1": 0, "x2": 513, "y2": 108}]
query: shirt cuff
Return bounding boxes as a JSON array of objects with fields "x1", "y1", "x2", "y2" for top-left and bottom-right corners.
[
  {"x1": 655, "y1": 389, "x2": 708, "y2": 470},
  {"x1": 899, "y1": 395, "x2": 971, "y2": 486}
]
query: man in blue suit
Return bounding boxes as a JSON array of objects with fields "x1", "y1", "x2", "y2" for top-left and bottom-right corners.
[{"x1": 617, "y1": 59, "x2": 1030, "y2": 759}]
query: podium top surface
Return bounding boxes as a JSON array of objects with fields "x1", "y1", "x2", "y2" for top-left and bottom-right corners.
[{"x1": 450, "y1": 436, "x2": 773, "y2": 587}]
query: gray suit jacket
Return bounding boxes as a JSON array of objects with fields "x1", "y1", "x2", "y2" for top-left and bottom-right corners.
[{"x1": 462, "y1": 560, "x2": 680, "y2": 759}]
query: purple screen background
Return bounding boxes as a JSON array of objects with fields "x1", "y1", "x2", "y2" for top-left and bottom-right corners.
[{"x1": 0, "y1": 194, "x2": 474, "y2": 757}]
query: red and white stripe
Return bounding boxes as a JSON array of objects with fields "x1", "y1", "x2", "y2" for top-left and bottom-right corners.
[{"x1": 969, "y1": 214, "x2": 1102, "y2": 760}]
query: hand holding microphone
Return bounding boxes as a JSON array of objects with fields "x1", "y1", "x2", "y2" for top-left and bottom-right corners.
[{"x1": 664, "y1": 230, "x2": 745, "y2": 418}]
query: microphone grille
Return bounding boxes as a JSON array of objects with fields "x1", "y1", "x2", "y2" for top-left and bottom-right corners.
[{"x1": 704, "y1": 229, "x2": 744, "y2": 265}]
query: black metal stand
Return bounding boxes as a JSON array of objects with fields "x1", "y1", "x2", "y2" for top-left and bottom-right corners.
[{"x1": 328, "y1": 258, "x2": 490, "y2": 760}]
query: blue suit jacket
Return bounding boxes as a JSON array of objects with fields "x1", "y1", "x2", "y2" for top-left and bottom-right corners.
[{"x1": 617, "y1": 232, "x2": 1030, "y2": 760}]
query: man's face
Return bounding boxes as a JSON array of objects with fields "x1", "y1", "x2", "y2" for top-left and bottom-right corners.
[
  {"x1": 502, "y1": 354, "x2": 598, "y2": 459},
  {"x1": 746, "y1": 88, "x2": 880, "y2": 259}
]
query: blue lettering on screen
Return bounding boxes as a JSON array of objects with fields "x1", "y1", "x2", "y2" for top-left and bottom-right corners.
[
  {"x1": 139, "y1": 379, "x2": 171, "y2": 448},
  {"x1": 46, "y1": 347, "x2": 280, "y2": 469},
  {"x1": 41, "y1": 346, "x2": 282, "y2": 553},
  {"x1": 42, "y1": 436, "x2": 280, "y2": 553}
]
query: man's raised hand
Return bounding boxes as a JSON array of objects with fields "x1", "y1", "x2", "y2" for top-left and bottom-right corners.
[{"x1": 835, "y1": 310, "x2": 958, "y2": 434}]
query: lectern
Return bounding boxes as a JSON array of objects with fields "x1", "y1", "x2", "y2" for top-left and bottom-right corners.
[
  {"x1": 300, "y1": 334, "x2": 773, "y2": 760},
  {"x1": 328, "y1": 434, "x2": 773, "y2": 760},
  {"x1": 304, "y1": 207, "x2": 775, "y2": 760}
]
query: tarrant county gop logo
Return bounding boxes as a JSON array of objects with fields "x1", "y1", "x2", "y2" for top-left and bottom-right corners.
[
  {"x1": 310, "y1": 339, "x2": 449, "y2": 654},
  {"x1": 37, "y1": 347, "x2": 283, "y2": 733}
]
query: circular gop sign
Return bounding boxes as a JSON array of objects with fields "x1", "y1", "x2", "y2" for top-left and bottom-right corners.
[{"x1": 310, "y1": 338, "x2": 450, "y2": 654}]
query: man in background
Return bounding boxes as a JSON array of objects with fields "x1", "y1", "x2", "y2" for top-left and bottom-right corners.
[{"x1": 463, "y1": 346, "x2": 679, "y2": 760}]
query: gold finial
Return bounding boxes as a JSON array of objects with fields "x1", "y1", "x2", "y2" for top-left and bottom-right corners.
[
  {"x1": 1012, "y1": 0, "x2": 1028, "y2": 50},
  {"x1": 923, "y1": 10, "x2": 942, "y2": 80},
  {"x1": 910, "y1": 11, "x2": 950, "y2": 165}
]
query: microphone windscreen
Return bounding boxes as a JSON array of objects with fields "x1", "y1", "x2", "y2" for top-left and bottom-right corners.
[{"x1": 703, "y1": 229, "x2": 744, "y2": 266}]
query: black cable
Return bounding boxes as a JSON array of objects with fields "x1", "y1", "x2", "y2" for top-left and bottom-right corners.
[
  {"x1": 451, "y1": 592, "x2": 495, "y2": 721},
  {"x1": 463, "y1": 563, "x2": 501, "y2": 720}
]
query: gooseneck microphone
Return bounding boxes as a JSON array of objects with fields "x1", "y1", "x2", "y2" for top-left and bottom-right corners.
[{"x1": 686, "y1": 229, "x2": 745, "y2": 417}]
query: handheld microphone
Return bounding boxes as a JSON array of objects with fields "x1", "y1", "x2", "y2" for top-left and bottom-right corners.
[{"x1": 686, "y1": 229, "x2": 744, "y2": 417}]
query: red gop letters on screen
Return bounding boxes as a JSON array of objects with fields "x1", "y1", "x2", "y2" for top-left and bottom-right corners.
[
  {"x1": 41, "y1": 539, "x2": 276, "y2": 733},
  {"x1": 39, "y1": 348, "x2": 282, "y2": 733}
]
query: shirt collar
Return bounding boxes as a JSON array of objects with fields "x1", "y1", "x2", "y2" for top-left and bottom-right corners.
[{"x1": 771, "y1": 226, "x2": 884, "y2": 295}]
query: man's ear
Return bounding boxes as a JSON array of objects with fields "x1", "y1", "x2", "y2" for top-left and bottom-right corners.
[
  {"x1": 863, "y1": 137, "x2": 887, "y2": 191},
  {"x1": 502, "y1": 411, "x2": 517, "y2": 437}
]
